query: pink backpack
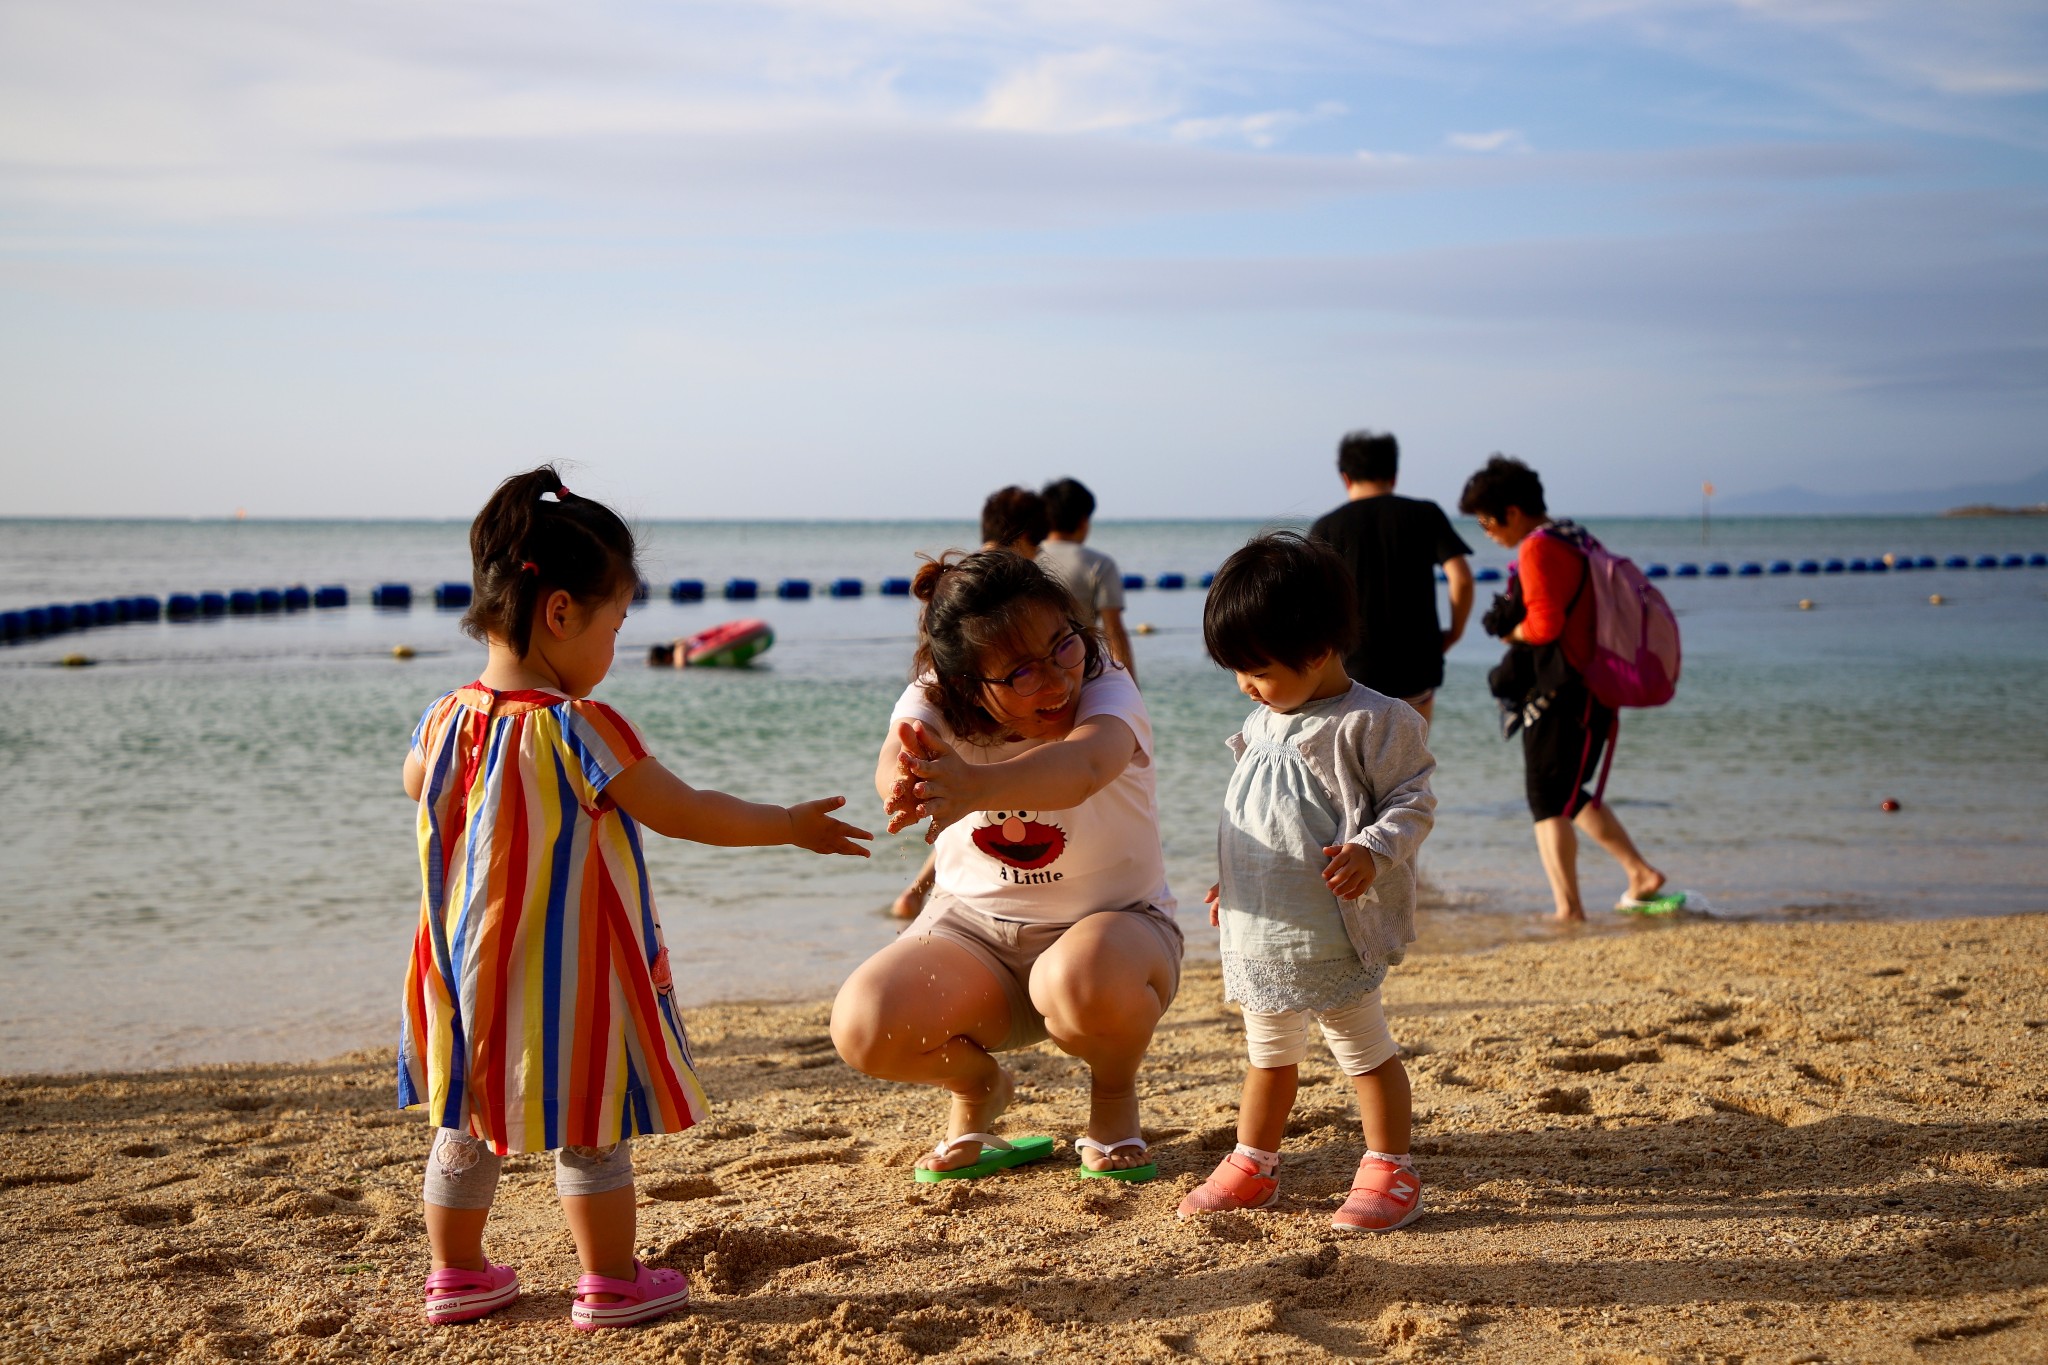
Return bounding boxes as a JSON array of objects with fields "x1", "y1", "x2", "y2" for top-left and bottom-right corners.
[{"x1": 1533, "y1": 522, "x2": 1681, "y2": 709}]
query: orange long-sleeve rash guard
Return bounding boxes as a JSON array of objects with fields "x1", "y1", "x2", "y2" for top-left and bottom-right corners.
[{"x1": 1517, "y1": 530, "x2": 1594, "y2": 670}]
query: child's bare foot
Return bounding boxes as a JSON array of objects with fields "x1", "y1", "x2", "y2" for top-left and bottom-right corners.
[
  {"x1": 1078, "y1": 1085, "x2": 1150, "y2": 1174},
  {"x1": 914, "y1": 1067, "x2": 1016, "y2": 1173},
  {"x1": 890, "y1": 857, "x2": 937, "y2": 921},
  {"x1": 889, "y1": 882, "x2": 929, "y2": 921}
]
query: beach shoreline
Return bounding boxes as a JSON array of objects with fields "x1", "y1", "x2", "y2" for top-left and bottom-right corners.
[{"x1": 4, "y1": 914, "x2": 2046, "y2": 1364}]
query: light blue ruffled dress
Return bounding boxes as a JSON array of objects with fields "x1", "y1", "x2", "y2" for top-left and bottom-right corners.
[{"x1": 1218, "y1": 693, "x2": 1388, "y2": 1015}]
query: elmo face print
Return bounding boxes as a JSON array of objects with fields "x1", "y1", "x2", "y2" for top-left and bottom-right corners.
[{"x1": 971, "y1": 810, "x2": 1067, "y2": 871}]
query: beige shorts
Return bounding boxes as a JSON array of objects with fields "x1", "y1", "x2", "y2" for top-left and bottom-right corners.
[
  {"x1": 1242, "y1": 989, "x2": 1397, "y2": 1075},
  {"x1": 905, "y1": 891, "x2": 1184, "y2": 1051}
]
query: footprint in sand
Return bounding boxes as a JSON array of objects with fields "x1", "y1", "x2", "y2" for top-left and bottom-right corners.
[
  {"x1": 643, "y1": 1176, "x2": 721, "y2": 1201},
  {"x1": 1531, "y1": 1087, "x2": 1593, "y2": 1115},
  {"x1": 1546, "y1": 1048, "x2": 1661, "y2": 1074},
  {"x1": 0, "y1": 1170, "x2": 89, "y2": 1189},
  {"x1": 113, "y1": 1202, "x2": 195, "y2": 1226}
]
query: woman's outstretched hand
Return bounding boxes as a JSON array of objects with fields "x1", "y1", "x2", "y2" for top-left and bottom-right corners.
[
  {"x1": 886, "y1": 720, "x2": 982, "y2": 842},
  {"x1": 787, "y1": 796, "x2": 874, "y2": 857}
]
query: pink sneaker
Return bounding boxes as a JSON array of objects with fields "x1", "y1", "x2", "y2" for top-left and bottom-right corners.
[
  {"x1": 1331, "y1": 1157, "x2": 1422, "y2": 1233},
  {"x1": 1176, "y1": 1153, "x2": 1279, "y2": 1219},
  {"x1": 423, "y1": 1261, "x2": 519, "y2": 1324}
]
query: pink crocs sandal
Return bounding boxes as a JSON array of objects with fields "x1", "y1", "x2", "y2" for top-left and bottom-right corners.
[
  {"x1": 1176, "y1": 1152, "x2": 1279, "y2": 1219},
  {"x1": 569, "y1": 1260, "x2": 689, "y2": 1331},
  {"x1": 423, "y1": 1261, "x2": 520, "y2": 1325},
  {"x1": 1331, "y1": 1156, "x2": 1422, "y2": 1233}
]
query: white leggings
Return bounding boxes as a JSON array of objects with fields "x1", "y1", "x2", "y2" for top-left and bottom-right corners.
[{"x1": 1242, "y1": 988, "x2": 1397, "y2": 1075}]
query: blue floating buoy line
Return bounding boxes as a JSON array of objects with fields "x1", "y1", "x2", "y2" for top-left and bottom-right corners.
[
  {"x1": 668, "y1": 570, "x2": 1201, "y2": 603},
  {"x1": 7, "y1": 547, "x2": 2045, "y2": 647}
]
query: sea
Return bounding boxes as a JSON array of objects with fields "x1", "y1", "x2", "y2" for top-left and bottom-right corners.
[{"x1": 2, "y1": 516, "x2": 2045, "y2": 1073}]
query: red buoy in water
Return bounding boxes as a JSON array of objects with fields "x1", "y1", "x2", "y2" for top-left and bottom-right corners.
[{"x1": 1880, "y1": 798, "x2": 1901, "y2": 813}]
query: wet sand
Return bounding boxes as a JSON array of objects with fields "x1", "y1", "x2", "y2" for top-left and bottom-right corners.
[{"x1": 4, "y1": 913, "x2": 2046, "y2": 1363}]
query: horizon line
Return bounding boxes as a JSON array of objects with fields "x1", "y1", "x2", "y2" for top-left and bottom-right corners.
[{"x1": 0, "y1": 510, "x2": 2011, "y2": 527}]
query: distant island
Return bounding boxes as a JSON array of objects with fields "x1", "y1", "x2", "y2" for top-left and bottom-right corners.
[
  {"x1": 1718, "y1": 468, "x2": 2048, "y2": 517},
  {"x1": 1944, "y1": 503, "x2": 2048, "y2": 518}
]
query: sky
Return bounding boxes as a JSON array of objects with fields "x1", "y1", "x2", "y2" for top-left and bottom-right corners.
[{"x1": 2, "y1": 0, "x2": 2045, "y2": 520}]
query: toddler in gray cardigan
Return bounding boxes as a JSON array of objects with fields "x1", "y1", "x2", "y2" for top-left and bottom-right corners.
[{"x1": 1180, "y1": 533, "x2": 1437, "y2": 1233}]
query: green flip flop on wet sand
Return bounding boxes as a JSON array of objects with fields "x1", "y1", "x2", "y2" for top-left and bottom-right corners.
[
  {"x1": 1615, "y1": 891, "x2": 1689, "y2": 916},
  {"x1": 913, "y1": 1133, "x2": 1056, "y2": 1182},
  {"x1": 1074, "y1": 1135, "x2": 1156, "y2": 1183}
]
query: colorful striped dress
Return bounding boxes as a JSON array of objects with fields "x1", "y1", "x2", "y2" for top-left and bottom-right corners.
[{"x1": 398, "y1": 684, "x2": 709, "y2": 1154}]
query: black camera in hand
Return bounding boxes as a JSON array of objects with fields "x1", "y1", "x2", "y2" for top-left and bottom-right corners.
[{"x1": 1481, "y1": 591, "x2": 1525, "y2": 639}]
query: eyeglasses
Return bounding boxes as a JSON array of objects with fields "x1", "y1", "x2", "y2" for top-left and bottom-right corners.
[{"x1": 975, "y1": 630, "x2": 1085, "y2": 696}]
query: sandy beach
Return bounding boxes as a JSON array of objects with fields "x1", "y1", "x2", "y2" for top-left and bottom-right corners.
[{"x1": 4, "y1": 913, "x2": 2045, "y2": 1364}]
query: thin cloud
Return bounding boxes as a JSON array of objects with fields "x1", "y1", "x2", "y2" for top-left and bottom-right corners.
[
  {"x1": 343, "y1": 131, "x2": 1910, "y2": 235},
  {"x1": 977, "y1": 189, "x2": 2048, "y2": 398},
  {"x1": 976, "y1": 48, "x2": 1183, "y2": 133},
  {"x1": 1171, "y1": 100, "x2": 1346, "y2": 149},
  {"x1": 1446, "y1": 128, "x2": 1528, "y2": 153}
]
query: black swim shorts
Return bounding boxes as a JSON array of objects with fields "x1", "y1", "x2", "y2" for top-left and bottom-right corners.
[{"x1": 1523, "y1": 675, "x2": 1614, "y2": 822}]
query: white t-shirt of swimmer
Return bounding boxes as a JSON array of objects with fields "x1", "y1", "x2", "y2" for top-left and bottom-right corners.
[{"x1": 889, "y1": 663, "x2": 1175, "y2": 925}]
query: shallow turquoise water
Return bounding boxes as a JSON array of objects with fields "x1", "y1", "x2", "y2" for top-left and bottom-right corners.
[{"x1": 2, "y1": 516, "x2": 2044, "y2": 1071}]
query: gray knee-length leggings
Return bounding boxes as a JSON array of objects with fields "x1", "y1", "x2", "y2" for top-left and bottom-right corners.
[{"x1": 422, "y1": 1128, "x2": 635, "y2": 1210}]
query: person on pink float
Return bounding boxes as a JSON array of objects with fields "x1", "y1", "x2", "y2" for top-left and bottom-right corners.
[
  {"x1": 1178, "y1": 533, "x2": 1437, "y2": 1232},
  {"x1": 831, "y1": 549, "x2": 1184, "y2": 1181},
  {"x1": 400, "y1": 467, "x2": 871, "y2": 1330}
]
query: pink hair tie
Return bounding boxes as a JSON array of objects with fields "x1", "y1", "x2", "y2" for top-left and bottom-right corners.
[
  {"x1": 556, "y1": 486, "x2": 571, "y2": 498},
  {"x1": 520, "y1": 561, "x2": 539, "y2": 574}
]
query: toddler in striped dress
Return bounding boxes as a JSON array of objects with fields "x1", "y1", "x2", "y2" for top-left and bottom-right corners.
[{"x1": 400, "y1": 467, "x2": 871, "y2": 1329}]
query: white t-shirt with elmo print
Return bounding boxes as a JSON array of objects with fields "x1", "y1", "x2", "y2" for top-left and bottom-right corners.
[{"x1": 890, "y1": 663, "x2": 1175, "y2": 924}]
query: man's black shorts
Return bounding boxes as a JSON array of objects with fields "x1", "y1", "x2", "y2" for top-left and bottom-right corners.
[{"x1": 1523, "y1": 676, "x2": 1613, "y2": 822}]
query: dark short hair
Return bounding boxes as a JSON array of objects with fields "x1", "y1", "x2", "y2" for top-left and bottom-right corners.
[
  {"x1": 1458, "y1": 455, "x2": 1547, "y2": 522},
  {"x1": 912, "y1": 550, "x2": 1103, "y2": 741},
  {"x1": 1337, "y1": 430, "x2": 1399, "y2": 484},
  {"x1": 1203, "y1": 532, "x2": 1359, "y2": 674},
  {"x1": 463, "y1": 465, "x2": 639, "y2": 657},
  {"x1": 1041, "y1": 478, "x2": 1096, "y2": 535},
  {"x1": 980, "y1": 486, "x2": 1049, "y2": 548}
]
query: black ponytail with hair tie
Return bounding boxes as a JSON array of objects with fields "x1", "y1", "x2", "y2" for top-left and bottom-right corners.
[{"x1": 462, "y1": 465, "x2": 638, "y2": 656}]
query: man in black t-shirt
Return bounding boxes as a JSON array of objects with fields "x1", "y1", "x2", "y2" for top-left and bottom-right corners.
[{"x1": 1308, "y1": 430, "x2": 1474, "y2": 724}]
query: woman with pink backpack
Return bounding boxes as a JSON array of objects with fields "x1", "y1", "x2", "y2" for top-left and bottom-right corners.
[{"x1": 1460, "y1": 456, "x2": 1685, "y2": 922}]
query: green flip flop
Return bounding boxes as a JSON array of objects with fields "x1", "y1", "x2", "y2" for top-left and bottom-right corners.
[
  {"x1": 912, "y1": 1133, "x2": 1055, "y2": 1182},
  {"x1": 1075, "y1": 1135, "x2": 1156, "y2": 1183},
  {"x1": 1615, "y1": 891, "x2": 1688, "y2": 916}
]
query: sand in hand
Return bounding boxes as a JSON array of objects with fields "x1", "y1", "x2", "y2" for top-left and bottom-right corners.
[{"x1": 3, "y1": 914, "x2": 2046, "y2": 1363}]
